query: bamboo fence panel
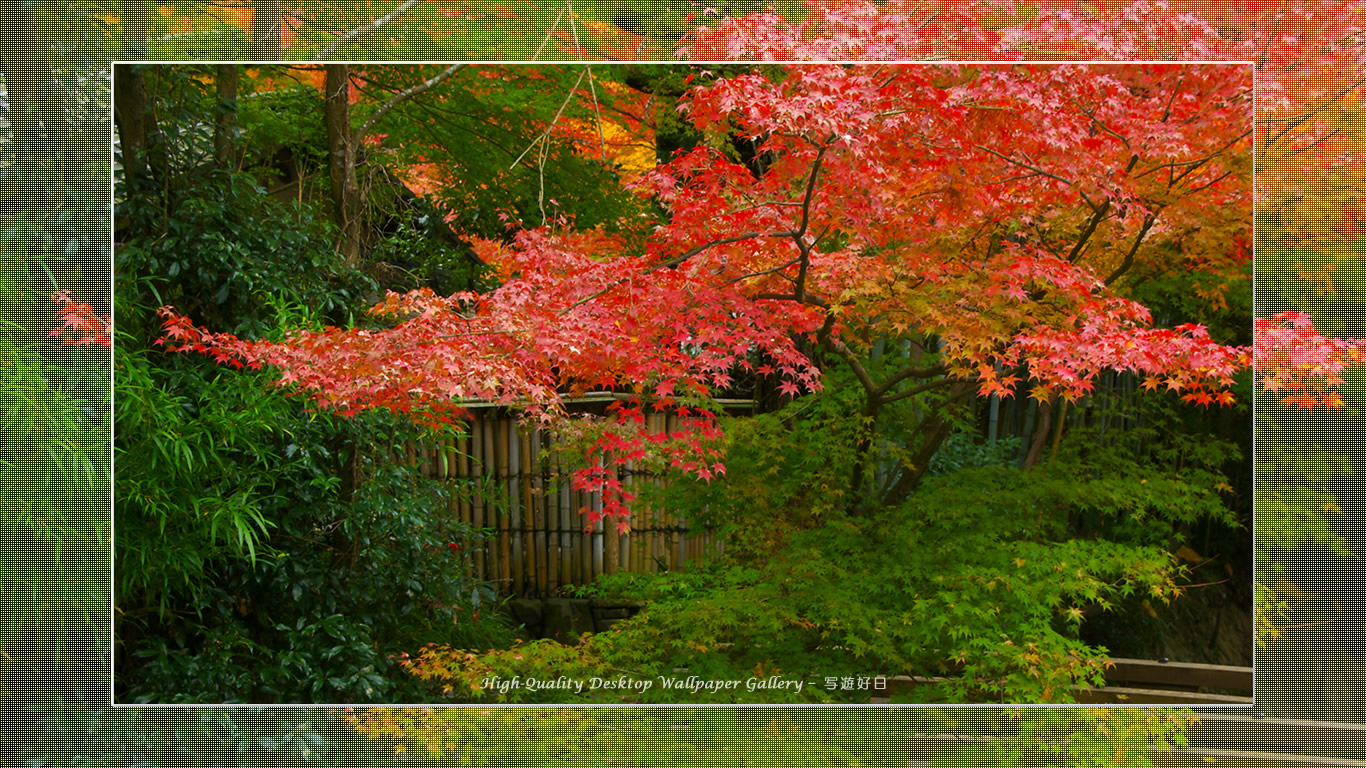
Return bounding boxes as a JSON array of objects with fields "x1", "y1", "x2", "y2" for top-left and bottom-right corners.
[{"x1": 401, "y1": 409, "x2": 724, "y2": 597}]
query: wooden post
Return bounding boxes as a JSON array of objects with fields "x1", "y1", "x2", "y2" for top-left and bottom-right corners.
[{"x1": 482, "y1": 413, "x2": 497, "y2": 584}]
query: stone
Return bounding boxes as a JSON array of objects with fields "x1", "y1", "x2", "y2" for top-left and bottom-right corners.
[{"x1": 542, "y1": 598, "x2": 594, "y2": 644}]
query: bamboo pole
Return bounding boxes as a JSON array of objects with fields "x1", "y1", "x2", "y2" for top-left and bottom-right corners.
[
  {"x1": 496, "y1": 418, "x2": 511, "y2": 589},
  {"x1": 604, "y1": 460, "x2": 620, "y2": 577},
  {"x1": 470, "y1": 417, "x2": 486, "y2": 582},
  {"x1": 482, "y1": 413, "x2": 498, "y2": 584},
  {"x1": 590, "y1": 513, "x2": 602, "y2": 585},
  {"x1": 579, "y1": 478, "x2": 591, "y2": 586},
  {"x1": 550, "y1": 449, "x2": 560, "y2": 594},
  {"x1": 444, "y1": 436, "x2": 459, "y2": 526},
  {"x1": 533, "y1": 427, "x2": 547, "y2": 596},
  {"x1": 508, "y1": 420, "x2": 522, "y2": 596},
  {"x1": 558, "y1": 440, "x2": 572, "y2": 591},
  {"x1": 646, "y1": 500, "x2": 657, "y2": 572},
  {"x1": 630, "y1": 514, "x2": 641, "y2": 573},
  {"x1": 420, "y1": 441, "x2": 433, "y2": 478},
  {"x1": 456, "y1": 431, "x2": 471, "y2": 531},
  {"x1": 521, "y1": 425, "x2": 535, "y2": 596}
]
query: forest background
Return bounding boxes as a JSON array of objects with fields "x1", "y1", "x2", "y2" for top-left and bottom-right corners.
[{"x1": 0, "y1": 0, "x2": 1363, "y2": 766}]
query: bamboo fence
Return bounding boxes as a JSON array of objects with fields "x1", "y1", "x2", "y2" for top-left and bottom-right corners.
[{"x1": 393, "y1": 404, "x2": 726, "y2": 598}]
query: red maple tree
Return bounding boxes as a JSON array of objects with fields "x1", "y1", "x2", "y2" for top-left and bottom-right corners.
[{"x1": 158, "y1": 62, "x2": 1253, "y2": 527}]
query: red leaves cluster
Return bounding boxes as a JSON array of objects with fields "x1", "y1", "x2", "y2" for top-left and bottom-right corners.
[
  {"x1": 158, "y1": 61, "x2": 1258, "y2": 524},
  {"x1": 1255, "y1": 312, "x2": 1366, "y2": 411},
  {"x1": 565, "y1": 399, "x2": 726, "y2": 531},
  {"x1": 50, "y1": 290, "x2": 111, "y2": 349}
]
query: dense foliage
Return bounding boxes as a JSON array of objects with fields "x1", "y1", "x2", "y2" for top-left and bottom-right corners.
[
  {"x1": 11, "y1": 0, "x2": 1366, "y2": 764},
  {"x1": 111, "y1": 66, "x2": 531, "y2": 704},
  {"x1": 144, "y1": 59, "x2": 1253, "y2": 715}
]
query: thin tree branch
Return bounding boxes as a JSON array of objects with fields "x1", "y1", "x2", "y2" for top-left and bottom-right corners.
[
  {"x1": 872, "y1": 362, "x2": 949, "y2": 399},
  {"x1": 313, "y1": 0, "x2": 422, "y2": 60},
  {"x1": 355, "y1": 64, "x2": 468, "y2": 146},
  {"x1": 974, "y1": 144, "x2": 1075, "y2": 186},
  {"x1": 510, "y1": 68, "x2": 588, "y2": 169},
  {"x1": 1185, "y1": 168, "x2": 1237, "y2": 195},
  {"x1": 1066, "y1": 197, "x2": 1112, "y2": 263},
  {"x1": 647, "y1": 232, "x2": 796, "y2": 272},
  {"x1": 723, "y1": 257, "x2": 803, "y2": 286},
  {"x1": 792, "y1": 140, "x2": 833, "y2": 302},
  {"x1": 877, "y1": 376, "x2": 958, "y2": 405}
]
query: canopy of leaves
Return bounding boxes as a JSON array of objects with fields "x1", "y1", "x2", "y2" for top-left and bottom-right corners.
[{"x1": 159, "y1": 62, "x2": 1252, "y2": 527}]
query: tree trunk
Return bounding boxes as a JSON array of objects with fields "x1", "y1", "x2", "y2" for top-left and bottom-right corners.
[
  {"x1": 0, "y1": 4, "x2": 68, "y2": 181},
  {"x1": 121, "y1": 0, "x2": 149, "y2": 58},
  {"x1": 214, "y1": 65, "x2": 239, "y2": 170},
  {"x1": 252, "y1": 0, "x2": 283, "y2": 60},
  {"x1": 879, "y1": 381, "x2": 975, "y2": 508},
  {"x1": 1023, "y1": 398, "x2": 1054, "y2": 470},
  {"x1": 113, "y1": 65, "x2": 165, "y2": 191},
  {"x1": 845, "y1": 398, "x2": 880, "y2": 514},
  {"x1": 324, "y1": 64, "x2": 362, "y2": 266}
]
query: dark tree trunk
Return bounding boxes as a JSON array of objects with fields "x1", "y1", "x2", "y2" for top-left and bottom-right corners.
[
  {"x1": 113, "y1": 65, "x2": 165, "y2": 190},
  {"x1": 878, "y1": 382, "x2": 975, "y2": 509},
  {"x1": 121, "y1": 0, "x2": 149, "y2": 58},
  {"x1": 324, "y1": 64, "x2": 362, "y2": 266},
  {"x1": 0, "y1": 4, "x2": 68, "y2": 181},
  {"x1": 1022, "y1": 398, "x2": 1054, "y2": 470},
  {"x1": 252, "y1": 0, "x2": 283, "y2": 60},
  {"x1": 214, "y1": 65, "x2": 239, "y2": 170}
]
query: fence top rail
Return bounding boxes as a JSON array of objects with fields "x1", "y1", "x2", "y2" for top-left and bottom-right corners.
[
  {"x1": 1104, "y1": 658, "x2": 1253, "y2": 692},
  {"x1": 451, "y1": 392, "x2": 757, "y2": 411},
  {"x1": 1189, "y1": 714, "x2": 1366, "y2": 748}
]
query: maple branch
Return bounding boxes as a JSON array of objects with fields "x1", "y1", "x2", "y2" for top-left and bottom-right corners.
[
  {"x1": 973, "y1": 144, "x2": 1074, "y2": 187},
  {"x1": 648, "y1": 232, "x2": 793, "y2": 272},
  {"x1": 873, "y1": 362, "x2": 950, "y2": 400},
  {"x1": 1072, "y1": 101, "x2": 1131, "y2": 148},
  {"x1": 877, "y1": 381, "x2": 976, "y2": 507},
  {"x1": 877, "y1": 376, "x2": 958, "y2": 405},
  {"x1": 1159, "y1": 70, "x2": 1185, "y2": 124},
  {"x1": 510, "y1": 68, "x2": 589, "y2": 170},
  {"x1": 1185, "y1": 169, "x2": 1237, "y2": 195},
  {"x1": 1282, "y1": 128, "x2": 1341, "y2": 159},
  {"x1": 1066, "y1": 198, "x2": 1112, "y2": 263},
  {"x1": 724, "y1": 257, "x2": 803, "y2": 286},
  {"x1": 1103, "y1": 209, "x2": 1161, "y2": 287},
  {"x1": 751, "y1": 292, "x2": 831, "y2": 308},
  {"x1": 1263, "y1": 76, "x2": 1366, "y2": 148},
  {"x1": 313, "y1": 0, "x2": 422, "y2": 59},
  {"x1": 1255, "y1": 5, "x2": 1283, "y2": 70},
  {"x1": 828, "y1": 338, "x2": 879, "y2": 398},
  {"x1": 1157, "y1": 129, "x2": 1253, "y2": 187},
  {"x1": 795, "y1": 140, "x2": 832, "y2": 240},
  {"x1": 560, "y1": 279, "x2": 629, "y2": 314},
  {"x1": 532, "y1": 1, "x2": 569, "y2": 59},
  {"x1": 790, "y1": 138, "x2": 835, "y2": 303},
  {"x1": 1129, "y1": 129, "x2": 1249, "y2": 199},
  {"x1": 354, "y1": 64, "x2": 468, "y2": 146}
]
